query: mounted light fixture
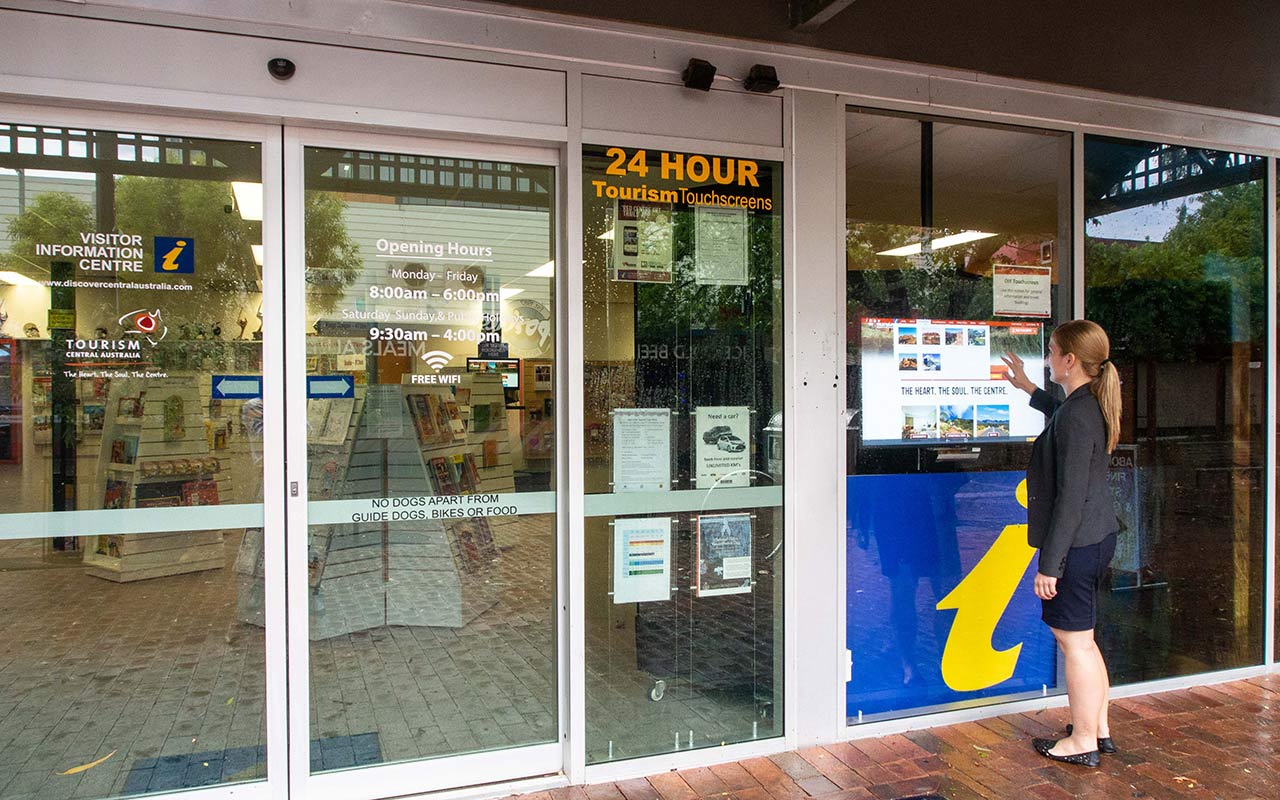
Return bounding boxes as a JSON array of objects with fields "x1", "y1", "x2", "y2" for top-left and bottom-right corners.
[
  {"x1": 231, "y1": 182, "x2": 263, "y2": 221},
  {"x1": 681, "y1": 58, "x2": 717, "y2": 91},
  {"x1": 876, "y1": 231, "x2": 998, "y2": 257},
  {"x1": 744, "y1": 64, "x2": 780, "y2": 93}
]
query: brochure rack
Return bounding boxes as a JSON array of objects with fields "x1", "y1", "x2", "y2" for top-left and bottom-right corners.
[
  {"x1": 83, "y1": 375, "x2": 229, "y2": 582},
  {"x1": 303, "y1": 374, "x2": 508, "y2": 640}
]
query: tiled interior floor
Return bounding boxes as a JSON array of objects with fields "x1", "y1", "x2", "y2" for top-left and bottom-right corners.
[
  {"x1": 507, "y1": 675, "x2": 1280, "y2": 800},
  {"x1": 0, "y1": 511, "x2": 768, "y2": 799}
]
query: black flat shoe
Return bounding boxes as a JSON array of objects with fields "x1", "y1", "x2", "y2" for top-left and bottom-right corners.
[
  {"x1": 1033, "y1": 737, "x2": 1100, "y2": 768},
  {"x1": 1064, "y1": 724, "x2": 1118, "y2": 754}
]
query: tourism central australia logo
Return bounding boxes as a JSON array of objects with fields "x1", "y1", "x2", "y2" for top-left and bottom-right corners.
[{"x1": 119, "y1": 308, "x2": 168, "y2": 345}]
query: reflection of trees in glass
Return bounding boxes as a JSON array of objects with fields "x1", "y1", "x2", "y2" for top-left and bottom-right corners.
[
  {"x1": 303, "y1": 190, "x2": 362, "y2": 313},
  {"x1": 4, "y1": 192, "x2": 94, "y2": 273},
  {"x1": 846, "y1": 222, "x2": 997, "y2": 322},
  {"x1": 631, "y1": 205, "x2": 781, "y2": 457},
  {"x1": 5, "y1": 180, "x2": 363, "y2": 324},
  {"x1": 1087, "y1": 182, "x2": 1264, "y2": 361}
]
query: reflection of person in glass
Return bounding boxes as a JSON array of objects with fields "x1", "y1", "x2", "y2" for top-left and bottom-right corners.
[
  {"x1": 853, "y1": 478, "x2": 960, "y2": 688},
  {"x1": 1003, "y1": 320, "x2": 1121, "y2": 768}
]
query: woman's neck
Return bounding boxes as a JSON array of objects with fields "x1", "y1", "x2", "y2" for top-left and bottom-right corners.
[{"x1": 1059, "y1": 374, "x2": 1091, "y2": 396}]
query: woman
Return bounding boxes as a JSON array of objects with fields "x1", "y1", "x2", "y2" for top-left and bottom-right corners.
[{"x1": 1003, "y1": 319, "x2": 1121, "y2": 768}]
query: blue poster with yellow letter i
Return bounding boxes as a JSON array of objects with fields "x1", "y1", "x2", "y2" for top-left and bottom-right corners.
[{"x1": 845, "y1": 470, "x2": 1057, "y2": 719}]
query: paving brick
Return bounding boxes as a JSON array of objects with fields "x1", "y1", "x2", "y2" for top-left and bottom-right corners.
[{"x1": 649, "y1": 773, "x2": 698, "y2": 800}]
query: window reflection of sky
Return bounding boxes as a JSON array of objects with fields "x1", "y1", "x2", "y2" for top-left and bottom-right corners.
[{"x1": 1088, "y1": 195, "x2": 1203, "y2": 242}]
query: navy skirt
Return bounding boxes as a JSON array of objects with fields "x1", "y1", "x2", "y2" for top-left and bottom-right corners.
[{"x1": 1042, "y1": 532, "x2": 1117, "y2": 632}]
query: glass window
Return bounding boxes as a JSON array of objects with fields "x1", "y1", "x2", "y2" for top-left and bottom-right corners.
[
  {"x1": 1085, "y1": 137, "x2": 1268, "y2": 680},
  {"x1": 581, "y1": 145, "x2": 784, "y2": 762},
  {"x1": 844, "y1": 109, "x2": 1074, "y2": 721},
  {"x1": 302, "y1": 146, "x2": 557, "y2": 771},
  {"x1": 0, "y1": 124, "x2": 267, "y2": 796}
]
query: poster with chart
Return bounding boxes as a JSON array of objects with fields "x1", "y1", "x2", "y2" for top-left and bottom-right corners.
[{"x1": 612, "y1": 517, "x2": 672, "y2": 604}]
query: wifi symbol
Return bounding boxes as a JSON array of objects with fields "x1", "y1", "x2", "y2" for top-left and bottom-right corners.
[{"x1": 421, "y1": 350, "x2": 453, "y2": 370}]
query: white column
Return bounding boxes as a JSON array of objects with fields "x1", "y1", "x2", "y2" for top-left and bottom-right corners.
[{"x1": 785, "y1": 89, "x2": 848, "y2": 746}]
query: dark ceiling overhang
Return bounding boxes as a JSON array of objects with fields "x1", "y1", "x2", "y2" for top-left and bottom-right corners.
[{"x1": 479, "y1": 1, "x2": 1280, "y2": 119}]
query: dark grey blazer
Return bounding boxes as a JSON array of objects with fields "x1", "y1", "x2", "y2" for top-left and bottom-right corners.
[{"x1": 1026, "y1": 384, "x2": 1120, "y2": 578}]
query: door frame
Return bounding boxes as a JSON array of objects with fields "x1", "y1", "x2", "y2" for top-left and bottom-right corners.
[
  {"x1": 281, "y1": 126, "x2": 567, "y2": 800},
  {"x1": 0, "y1": 101, "x2": 290, "y2": 800}
]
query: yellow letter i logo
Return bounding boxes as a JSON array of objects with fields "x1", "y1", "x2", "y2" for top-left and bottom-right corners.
[
  {"x1": 934, "y1": 479, "x2": 1037, "y2": 692},
  {"x1": 161, "y1": 240, "x2": 187, "y2": 271}
]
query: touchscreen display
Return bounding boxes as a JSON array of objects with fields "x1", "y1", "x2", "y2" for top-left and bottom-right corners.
[{"x1": 860, "y1": 317, "x2": 1045, "y2": 447}]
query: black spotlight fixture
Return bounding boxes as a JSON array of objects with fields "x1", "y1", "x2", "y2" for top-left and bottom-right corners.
[
  {"x1": 681, "y1": 58, "x2": 717, "y2": 91},
  {"x1": 744, "y1": 64, "x2": 780, "y2": 93}
]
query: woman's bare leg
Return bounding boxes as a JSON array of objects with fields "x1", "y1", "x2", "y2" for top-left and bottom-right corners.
[{"x1": 1050, "y1": 627, "x2": 1105, "y2": 756}]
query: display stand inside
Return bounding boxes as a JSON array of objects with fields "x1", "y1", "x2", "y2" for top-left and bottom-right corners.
[
  {"x1": 304, "y1": 373, "x2": 511, "y2": 640},
  {"x1": 83, "y1": 375, "x2": 229, "y2": 582}
]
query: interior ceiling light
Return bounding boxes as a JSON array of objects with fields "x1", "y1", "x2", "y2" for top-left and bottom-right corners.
[
  {"x1": 597, "y1": 228, "x2": 614, "y2": 240},
  {"x1": 525, "y1": 260, "x2": 555, "y2": 278},
  {"x1": 876, "y1": 231, "x2": 998, "y2": 257},
  {"x1": 251, "y1": 244, "x2": 264, "y2": 267},
  {"x1": 0, "y1": 270, "x2": 43, "y2": 287},
  {"x1": 231, "y1": 181, "x2": 264, "y2": 221},
  {"x1": 499, "y1": 287, "x2": 524, "y2": 299}
]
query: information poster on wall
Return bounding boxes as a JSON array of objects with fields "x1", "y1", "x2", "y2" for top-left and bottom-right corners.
[
  {"x1": 611, "y1": 199, "x2": 673, "y2": 283},
  {"x1": 694, "y1": 405, "x2": 750, "y2": 488},
  {"x1": 613, "y1": 516, "x2": 672, "y2": 604},
  {"x1": 860, "y1": 317, "x2": 1045, "y2": 447},
  {"x1": 696, "y1": 512, "x2": 753, "y2": 597},
  {"x1": 612, "y1": 408, "x2": 671, "y2": 491},
  {"x1": 1107, "y1": 445, "x2": 1144, "y2": 585},
  {"x1": 694, "y1": 205, "x2": 748, "y2": 286},
  {"x1": 992, "y1": 264, "x2": 1052, "y2": 318}
]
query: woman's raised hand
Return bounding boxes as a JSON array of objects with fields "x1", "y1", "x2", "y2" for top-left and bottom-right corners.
[{"x1": 1001, "y1": 351, "x2": 1036, "y2": 395}]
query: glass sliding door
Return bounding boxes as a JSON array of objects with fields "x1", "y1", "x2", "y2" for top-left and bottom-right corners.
[
  {"x1": 0, "y1": 120, "x2": 276, "y2": 798},
  {"x1": 293, "y1": 136, "x2": 560, "y2": 790}
]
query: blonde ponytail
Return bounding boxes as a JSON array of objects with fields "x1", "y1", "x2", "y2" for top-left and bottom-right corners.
[
  {"x1": 1051, "y1": 319, "x2": 1122, "y2": 453},
  {"x1": 1092, "y1": 361, "x2": 1121, "y2": 453}
]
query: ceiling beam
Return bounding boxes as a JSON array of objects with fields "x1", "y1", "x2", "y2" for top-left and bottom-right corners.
[{"x1": 791, "y1": 0, "x2": 858, "y2": 32}]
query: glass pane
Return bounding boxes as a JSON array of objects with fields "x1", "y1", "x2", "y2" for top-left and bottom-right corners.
[
  {"x1": 844, "y1": 109, "x2": 1074, "y2": 721},
  {"x1": 0, "y1": 125, "x2": 267, "y2": 797},
  {"x1": 581, "y1": 145, "x2": 784, "y2": 763},
  {"x1": 302, "y1": 147, "x2": 557, "y2": 771},
  {"x1": 1085, "y1": 137, "x2": 1268, "y2": 680}
]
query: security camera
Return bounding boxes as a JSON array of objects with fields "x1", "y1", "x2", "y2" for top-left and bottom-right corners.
[{"x1": 267, "y1": 58, "x2": 296, "y2": 80}]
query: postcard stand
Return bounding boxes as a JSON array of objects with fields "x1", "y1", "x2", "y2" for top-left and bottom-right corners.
[
  {"x1": 304, "y1": 376, "x2": 504, "y2": 640},
  {"x1": 83, "y1": 375, "x2": 229, "y2": 582}
]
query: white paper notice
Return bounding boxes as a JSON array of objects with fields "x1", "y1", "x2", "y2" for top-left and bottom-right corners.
[
  {"x1": 613, "y1": 517, "x2": 672, "y2": 604},
  {"x1": 993, "y1": 264, "x2": 1052, "y2": 318},
  {"x1": 695, "y1": 406, "x2": 750, "y2": 488},
  {"x1": 694, "y1": 205, "x2": 749, "y2": 286},
  {"x1": 612, "y1": 408, "x2": 671, "y2": 491}
]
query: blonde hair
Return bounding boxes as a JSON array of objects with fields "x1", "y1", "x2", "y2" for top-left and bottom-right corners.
[{"x1": 1052, "y1": 319, "x2": 1121, "y2": 453}]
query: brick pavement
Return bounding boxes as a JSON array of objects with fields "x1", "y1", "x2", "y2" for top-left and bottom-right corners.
[{"x1": 510, "y1": 674, "x2": 1279, "y2": 800}]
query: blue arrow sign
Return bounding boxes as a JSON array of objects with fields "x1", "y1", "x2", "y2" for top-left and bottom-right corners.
[
  {"x1": 212, "y1": 375, "x2": 263, "y2": 399},
  {"x1": 307, "y1": 375, "x2": 354, "y2": 399}
]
